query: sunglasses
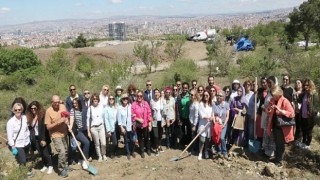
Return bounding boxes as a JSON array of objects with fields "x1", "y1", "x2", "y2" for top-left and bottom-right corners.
[
  {"x1": 93, "y1": 98, "x2": 99, "y2": 100},
  {"x1": 173, "y1": 89, "x2": 178, "y2": 91},
  {"x1": 190, "y1": 94, "x2": 195, "y2": 96},
  {"x1": 14, "y1": 109, "x2": 22, "y2": 112},
  {"x1": 146, "y1": 84, "x2": 152, "y2": 86},
  {"x1": 84, "y1": 92, "x2": 90, "y2": 95},
  {"x1": 69, "y1": 88, "x2": 76, "y2": 92},
  {"x1": 198, "y1": 89, "x2": 203, "y2": 92},
  {"x1": 192, "y1": 84, "x2": 197, "y2": 86},
  {"x1": 176, "y1": 84, "x2": 181, "y2": 86},
  {"x1": 31, "y1": 107, "x2": 37, "y2": 110},
  {"x1": 104, "y1": 89, "x2": 109, "y2": 91},
  {"x1": 109, "y1": 98, "x2": 115, "y2": 100},
  {"x1": 137, "y1": 95, "x2": 143, "y2": 98},
  {"x1": 210, "y1": 90, "x2": 216, "y2": 92}
]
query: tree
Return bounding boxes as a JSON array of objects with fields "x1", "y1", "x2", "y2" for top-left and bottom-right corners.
[
  {"x1": 133, "y1": 40, "x2": 162, "y2": 73},
  {"x1": 46, "y1": 48, "x2": 71, "y2": 75},
  {"x1": 72, "y1": 33, "x2": 87, "y2": 48},
  {"x1": 76, "y1": 54, "x2": 95, "y2": 78},
  {"x1": 286, "y1": 0, "x2": 320, "y2": 50},
  {"x1": 0, "y1": 48, "x2": 41, "y2": 75},
  {"x1": 164, "y1": 34, "x2": 186, "y2": 61}
]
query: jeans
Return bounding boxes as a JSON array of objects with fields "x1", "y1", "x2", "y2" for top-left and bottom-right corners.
[
  {"x1": 245, "y1": 115, "x2": 254, "y2": 142},
  {"x1": 52, "y1": 137, "x2": 68, "y2": 171},
  {"x1": 90, "y1": 125, "x2": 106, "y2": 157},
  {"x1": 16, "y1": 145, "x2": 29, "y2": 166},
  {"x1": 166, "y1": 124, "x2": 175, "y2": 148},
  {"x1": 33, "y1": 136, "x2": 53, "y2": 167},
  {"x1": 215, "y1": 125, "x2": 228, "y2": 155},
  {"x1": 110, "y1": 131, "x2": 118, "y2": 154},
  {"x1": 152, "y1": 121, "x2": 163, "y2": 149},
  {"x1": 136, "y1": 127, "x2": 150, "y2": 154},
  {"x1": 76, "y1": 130, "x2": 90, "y2": 159},
  {"x1": 180, "y1": 118, "x2": 192, "y2": 146},
  {"x1": 273, "y1": 127, "x2": 285, "y2": 162},
  {"x1": 124, "y1": 131, "x2": 135, "y2": 155}
]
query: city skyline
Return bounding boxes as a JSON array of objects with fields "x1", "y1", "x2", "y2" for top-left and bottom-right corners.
[{"x1": 0, "y1": 0, "x2": 306, "y2": 26}]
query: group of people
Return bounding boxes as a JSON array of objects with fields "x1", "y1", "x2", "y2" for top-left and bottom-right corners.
[{"x1": 6, "y1": 75, "x2": 318, "y2": 177}]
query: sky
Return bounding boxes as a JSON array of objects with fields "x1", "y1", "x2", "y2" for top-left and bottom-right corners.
[{"x1": 0, "y1": 0, "x2": 306, "y2": 26}]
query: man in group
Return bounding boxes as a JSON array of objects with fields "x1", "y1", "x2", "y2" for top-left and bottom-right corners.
[
  {"x1": 206, "y1": 75, "x2": 221, "y2": 92},
  {"x1": 144, "y1": 80, "x2": 155, "y2": 105},
  {"x1": 45, "y1": 95, "x2": 69, "y2": 177},
  {"x1": 66, "y1": 85, "x2": 84, "y2": 112},
  {"x1": 176, "y1": 80, "x2": 182, "y2": 94}
]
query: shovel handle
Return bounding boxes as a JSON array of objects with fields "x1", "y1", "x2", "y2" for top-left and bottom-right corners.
[
  {"x1": 178, "y1": 121, "x2": 211, "y2": 157},
  {"x1": 67, "y1": 125, "x2": 90, "y2": 165}
]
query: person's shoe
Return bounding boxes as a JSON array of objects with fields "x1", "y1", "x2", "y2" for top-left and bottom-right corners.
[
  {"x1": 40, "y1": 166, "x2": 48, "y2": 172},
  {"x1": 211, "y1": 146, "x2": 217, "y2": 155},
  {"x1": 87, "y1": 157, "x2": 93, "y2": 162},
  {"x1": 299, "y1": 143, "x2": 306, "y2": 149},
  {"x1": 274, "y1": 161, "x2": 283, "y2": 168},
  {"x1": 27, "y1": 171, "x2": 34, "y2": 177},
  {"x1": 147, "y1": 150, "x2": 151, "y2": 156},
  {"x1": 127, "y1": 154, "x2": 131, "y2": 160},
  {"x1": 223, "y1": 154, "x2": 231, "y2": 161},
  {"x1": 81, "y1": 161, "x2": 88, "y2": 170},
  {"x1": 131, "y1": 152, "x2": 136, "y2": 158},
  {"x1": 304, "y1": 145, "x2": 310, "y2": 150},
  {"x1": 155, "y1": 150, "x2": 160, "y2": 157},
  {"x1": 204, "y1": 151, "x2": 209, "y2": 159},
  {"x1": 66, "y1": 166, "x2": 73, "y2": 172},
  {"x1": 59, "y1": 169, "x2": 68, "y2": 178},
  {"x1": 198, "y1": 153, "x2": 202, "y2": 160},
  {"x1": 98, "y1": 156, "x2": 103, "y2": 162},
  {"x1": 103, "y1": 155, "x2": 108, "y2": 161},
  {"x1": 47, "y1": 166, "x2": 53, "y2": 174},
  {"x1": 159, "y1": 147, "x2": 164, "y2": 153},
  {"x1": 141, "y1": 153, "x2": 145, "y2": 158}
]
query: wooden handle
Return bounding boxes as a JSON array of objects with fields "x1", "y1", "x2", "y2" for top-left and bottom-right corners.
[{"x1": 67, "y1": 125, "x2": 90, "y2": 164}]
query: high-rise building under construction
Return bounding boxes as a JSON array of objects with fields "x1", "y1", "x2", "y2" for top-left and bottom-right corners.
[{"x1": 108, "y1": 22, "x2": 126, "y2": 41}]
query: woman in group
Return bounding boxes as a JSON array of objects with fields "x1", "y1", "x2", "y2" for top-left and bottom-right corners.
[
  {"x1": 267, "y1": 86, "x2": 295, "y2": 167},
  {"x1": 189, "y1": 89, "x2": 200, "y2": 154},
  {"x1": 99, "y1": 85, "x2": 110, "y2": 108},
  {"x1": 127, "y1": 84, "x2": 137, "y2": 104},
  {"x1": 197, "y1": 85, "x2": 205, "y2": 100},
  {"x1": 10, "y1": 97, "x2": 28, "y2": 116},
  {"x1": 7, "y1": 103, "x2": 32, "y2": 176},
  {"x1": 104, "y1": 94, "x2": 118, "y2": 158},
  {"x1": 256, "y1": 77, "x2": 268, "y2": 144},
  {"x1": 131, "y1": 90, "x2": 152, "y2": 158},
  {"x1": 298, "y1": 79, "x2": 318, "y2": 150},
  {"x1": 150, "y1": 89, "x2": 165, "y2": 156},
  {"x1": 117, "y1": 93, "x2": 135, "y2": 160},
  {"x1": 163, "y1": 86, "x2": 176, "y2": 149},
  {"x1": 293, "y1": 79, "x2": 303, "y2": 145},
  {"x1": 198, "y1": 90, "x2": 214, "y2": 160},
  {"x1": 281, "y1": 74, "x2": 295, "y2": 104},
  {"x1": 262, "y1": 76, "x2": 278, "y2": 157},
  {"x1": 229, "y1": 85, "x2": 247, "y2": 148},
  {"x1": 223, "y1": 86, "x2": 231, "y2": 104},
  {"x1": 212, "y1": 91, "x2": 230, "y2": 159},
  {"x1": 26, "y1": 101, "x2": 53, "y2": 174},
  {"x1": 69, "y1": 98, "x2": 90, "y2": 168},
  {"x1": 243, "y1": 80, "x2": 255, "y2": 144},
  {"x1": 87, "y1": 93, "x2": 107, "y2": 162},
  {"x1": 209, "y1": 86, "x2": 217, "y2": 103}
]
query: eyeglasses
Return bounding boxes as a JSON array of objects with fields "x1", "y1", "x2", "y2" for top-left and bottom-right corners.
[
  {"x1": 93, "y1": 97, "x2": 99, "y2": 100},
  {"x1": 146, "y1": 84, "x2": 152, "y2": 86},
  {"x1": 69, "y1": 88, "x2": 76, "y2": 92},
  {"x1": 210, "y1": 90, "x2": 216, "y2": 92},
  {"x1": 109, "y1": 98, "x2": 115, "y2": 100},
  {"x1": 173, "y1": 89, "x2": 178, "y2": 91},
  {"x1": 14, "y1": 109, "x2": 22, "y2": 112},
  {"x1": 283, "y1": 79, "x2": 289, "y2": 81},
  {"x1": 190, "y1": 94, "x2": 195, "y2": 96},
  {"x1": 192, "y1": 84, "x2": 197, "y2": 86},
  {"x1": 137, "y1": 95, "x2": 143, "y2": 98},
  {"x1": 84, "y1": 92, "x2": 90, "y2": 95},
  {"x1": 104, "y1": 89, "x2": 109, "y2": 91},
  {"x1": 31, "y1": 107, "x2": 37, "y2": 110},
  {"x1": 122, "y1": 98, "x2": 128, "y2": 101},
  {"x1": 176, "y1": 84, "x2": 181, "y2": 86}
]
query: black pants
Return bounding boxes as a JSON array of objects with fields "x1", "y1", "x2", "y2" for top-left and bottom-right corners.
[
  {"x1": 294, "y1": 113, "x2": 302, "y2": 141},
  {"x1": 33, "y1": 137, "x2": 53, "y2": 167},
  {"x1": 180, "y1": 118, "x2": 192, "y2": 146},
  {"x1": 136, "y1": 127, "x2": 150, "y2": 154},
  {"x1": 153, "y1": 121, "x2": 163, "y2": 149},
  {"x1": 273, "y1": 127, "x2": 285, "y2": 162},
  {"x1": 301, "y1": 117, "x2": 315, "y2": 146}
]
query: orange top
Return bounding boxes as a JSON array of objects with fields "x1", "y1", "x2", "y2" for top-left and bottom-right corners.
[{"x1": 45, "y1": 104, "x2": 67, "y2": 138}]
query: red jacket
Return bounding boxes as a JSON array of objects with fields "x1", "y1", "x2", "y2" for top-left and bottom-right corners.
[{"x1": 267, "y1": 96, "x2": 295, "y2": 143}]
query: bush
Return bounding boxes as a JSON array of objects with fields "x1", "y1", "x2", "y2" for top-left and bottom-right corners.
[{"x1": 76, "y1": 54, "x2": 95, "y2": 78}]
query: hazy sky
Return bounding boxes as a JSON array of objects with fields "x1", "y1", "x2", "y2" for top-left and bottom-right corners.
[{"x1": 0, "y1": 0, "x2": 306, "y2": 26}]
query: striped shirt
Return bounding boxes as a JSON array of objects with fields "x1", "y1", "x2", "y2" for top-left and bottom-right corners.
[{"x1": 70, "y1": 108, "x2": 83, "y2": 129}]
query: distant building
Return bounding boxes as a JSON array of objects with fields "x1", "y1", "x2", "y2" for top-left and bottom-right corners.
[{"x1": 108, "y1": 22, "x2": 126, "y2": 41}]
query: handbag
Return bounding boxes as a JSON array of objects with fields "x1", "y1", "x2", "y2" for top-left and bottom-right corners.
[
  {"x1": 275, "y1": 100, "x2": 296, "y2": 127},
  {"x1": 232, "y1": 111, "x2": 245, "y2": 130}
]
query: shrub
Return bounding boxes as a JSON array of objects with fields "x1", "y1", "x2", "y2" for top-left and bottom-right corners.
[{"x1": 76, "y1": 54, "x2": 95, "y2": 78}]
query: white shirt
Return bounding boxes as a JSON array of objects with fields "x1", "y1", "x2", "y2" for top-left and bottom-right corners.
[
  {"x1": 189, "y1": 102, "x2": 199, "y2": 126},
  {"x1": 151, "y1": 99, "x2": 163, "y2": 121},
  {"x1": 32, "y1": 119, "x2": 39, "y2": 136},
  {"x1": 87, "y1": 105, "x2": 104, "y2": 127},
  {"x1": 99, "y1": 93, "x2": 108, "y2": 108},
  {"x1": 198, "y1": 102, "x2": 213, "y2": 137},
  {"x1": 6, "y1": 115, "x2": 30, "y2": 148}
]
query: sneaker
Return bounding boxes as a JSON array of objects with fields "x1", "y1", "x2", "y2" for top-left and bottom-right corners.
[
  {"x1": 47, "y1": 166, "x2": 53, "y2": 174},
  {"x1": 40, "y1": 166, "x2": 47, "y2": 172},
  {"x1": 131, "y1": 153, "x2": 136, "y2": 158},
  {"x1": 155, "y1": 150, "x2": 160, "y2": 157},
  {"x1": 159, "y1": 147, "x2": 164, "y2": 153},
  {"x1": 204, "y1": 151, "x2": 209, "y2": 159},
  {"x1": 274, "y1": 161, "x2": 283, "y2": 168},
  {"x1": 81, "y1": 161, "x2": 88, "y2": 170},
  {"x1": 98, "y1": 156, "x2": 103, "y2": 162},
  {"x1": 59, "y1": 169, "x2": 68, "y2": 178},
  {"x1": 198, "y1": 153, "x2": 202, "y2": 160},
  {"x1": 211, "y1": 147, "x2": 217, "y2": 155},
  {"x1": 223, "y1": 154, "x2": 231, "y2": 161},
  {"x1": 304, "y1": 145, "x2": 310, "y2": 150},
  {"x1": 103, "y1": 155, "x2": 108, "y2": 161},
  {"x1": 87, "y1": 157, "x2": 93, "y2": 162},
  {"x1": 127, "y1": 154, "x2": 131, "y2": 160},
  {"x1": 141, "y1": 153, "x2": 145, "y2": 158},
  {"x1": 299, "y1": 143, "x2": 306, "y2": 149}
]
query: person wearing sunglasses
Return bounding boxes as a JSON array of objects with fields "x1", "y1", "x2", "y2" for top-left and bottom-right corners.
[
  {"x1": 7, "y1": 103, "x2": 33, "y2": 177},
  {"x1": 189, "y1": 89, "x2": 200, "y2": 154},
  {"x1": 99, "y1": 84, "x2": 110, "y2": 108},
  {"x1": 197, "y1": 85, "x2": 205, "y2": 100},
  {"x1": 66, "y1": 84, "x2": 84, "y2": 112},
  {"x1": 144, "y1": 80, "x2": 155, "y2": 105},
  {"x1": 26, "y1": 101, "x2": 53, "y2": 174},
  {"x1": 163, "y1": 86, "x2": 176, "y2": 149}
]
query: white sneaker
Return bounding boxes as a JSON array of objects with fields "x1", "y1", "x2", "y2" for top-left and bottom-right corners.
[
  {"x1": 304, "y1": 145, "x2": 310, "y2": 150},
  {"x1": 47, "y1": 166, "x2": 53, "y2": 174},
  {"x1": 40, "y1": 166, "x2": 47, "y2": 172},
  {"x1": 82, "y1": 161, "x2": 88, "y2": 170},
  {"x1": 198, "y1": 153, "x2": 202, "y2": 160},
  {"x1": 103, "y1": 155, "x2": 108, "y2": 161},
  {"x1": 300, "y1": 143, "x2": 306, "y2": 149},
  {"x1": 98, "y1": 156, "x2": 102, "y2": 162}
]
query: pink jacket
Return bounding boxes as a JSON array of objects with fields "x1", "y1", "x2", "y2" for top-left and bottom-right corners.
[
  {"x1": 267, "y1": 96, "x2": 295, "y2": 143},
  {"x1": 131, "y1": 100, "x2": 152, "y2": 128}
]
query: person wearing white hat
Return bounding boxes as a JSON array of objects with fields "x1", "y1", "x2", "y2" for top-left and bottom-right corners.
[
  {"x1": 230, "y1": 80, "x2": 240, "y2": 102},
  {"x1": 115, "y1": 85, "x2": 124, "y2": 106}
]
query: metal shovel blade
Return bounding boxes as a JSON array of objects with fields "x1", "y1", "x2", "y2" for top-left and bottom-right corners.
[
  {"x1": 169, "y1": 156, "x2": 181, "y2": 161},
  {"x1": 88, "y1": 164, "x2": 98, "y2": 175},
  {"x1": 249, "y1": 139, "x2": 260, "y2": 153}
]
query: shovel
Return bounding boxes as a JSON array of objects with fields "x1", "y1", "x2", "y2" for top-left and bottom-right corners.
[
  {"x1": 170, "y1": 121, "x2": 211, "y2": 161},
  {"x1": 68, "y1": 126, "x2": 98, "y2": 175},
  {"x1": 249, "y1": 77, "x2": 261, "y2": 153}
]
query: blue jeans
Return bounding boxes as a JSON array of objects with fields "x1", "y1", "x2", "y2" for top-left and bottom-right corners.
[
  {"x1": 16, "y1": 145, "x2": 29, "y2": 165},
  {"x1": 216, "y1": 125, "x2": 228, "y2": 155},
  {"x1": 76, "y1": 130, "x2": 90, "y2": 159},
  {"x1": 124, "y1": 131, "x2": 135, "y2": 155},
  {"x1": 110, "y1": 131, "x2": 118, "y2": 154}
]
